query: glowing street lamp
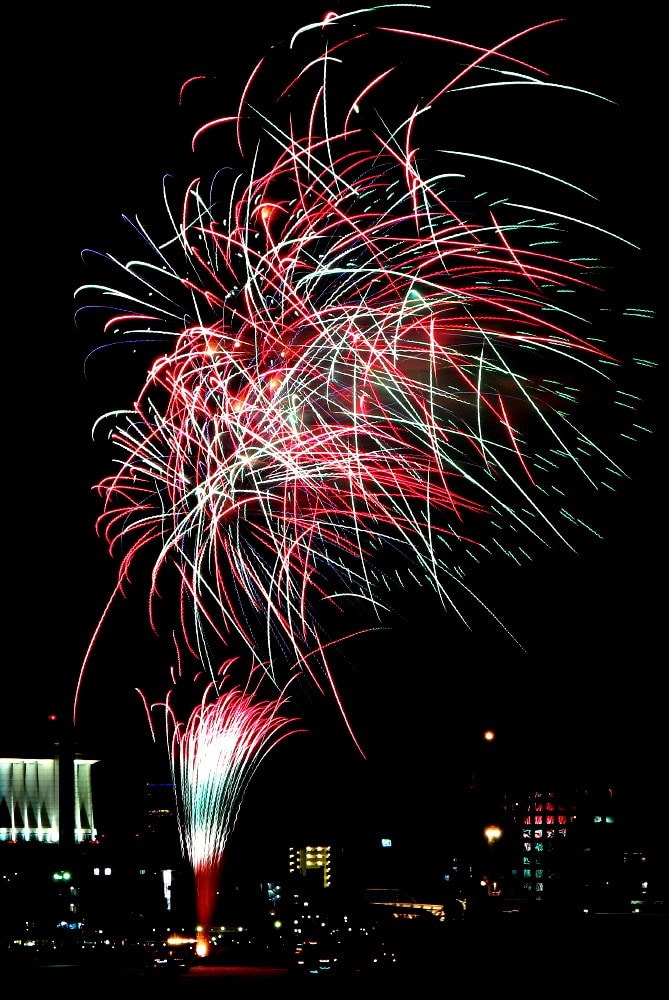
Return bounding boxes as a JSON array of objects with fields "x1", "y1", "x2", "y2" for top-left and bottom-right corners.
[{"x1": 482, "y1": 825, "x2": 503, "y2": 896}]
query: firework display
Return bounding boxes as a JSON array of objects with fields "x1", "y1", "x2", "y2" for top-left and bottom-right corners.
[
  {"x1": 79, "y1": 8, "x2": 651, "y2": 702},
  {"x1": 76, "y1": 5, "x2": 653, "y2": 926}
]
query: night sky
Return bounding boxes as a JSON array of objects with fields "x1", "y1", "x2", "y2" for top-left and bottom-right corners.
[{"x1": 5, "y1": 5, "x2": 661, "y2": 856}]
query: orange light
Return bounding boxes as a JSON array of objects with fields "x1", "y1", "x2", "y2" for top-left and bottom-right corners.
[{"x1": 195, "y1": 931, "x2": 210, "y2": 959}]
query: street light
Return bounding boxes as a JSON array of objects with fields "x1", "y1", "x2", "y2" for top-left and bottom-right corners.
[{"x1": 483, "y1": 825, "x2": 503, "y2": 897}]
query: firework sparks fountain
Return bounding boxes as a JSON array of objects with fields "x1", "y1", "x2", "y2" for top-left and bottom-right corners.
[{"x1": 156, "y1": 666, "x2": 302, "y2": 954}]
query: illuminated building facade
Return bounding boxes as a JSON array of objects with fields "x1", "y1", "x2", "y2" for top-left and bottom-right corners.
[
  {"x1": 289, "y1": 844, "x2": 332, "y2": 888},
  {"x1": 506, "y1": 789, "x2": 577, "y2": 900},
  {"x1": 500, "y1": 785, "x2": 623, "y2": 908},
  {"x1": 0, "y1": 754, "x2": 98, "y2": 845}
]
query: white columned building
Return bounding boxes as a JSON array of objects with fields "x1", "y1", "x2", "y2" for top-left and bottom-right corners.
[{"x1": 0, "y1": 755, "x2": 98, "y2": 844}]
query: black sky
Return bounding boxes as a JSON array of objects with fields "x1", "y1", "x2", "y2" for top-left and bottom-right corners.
[{"x1": 5, "y1": 4, "x2": 662, "y2": 848}]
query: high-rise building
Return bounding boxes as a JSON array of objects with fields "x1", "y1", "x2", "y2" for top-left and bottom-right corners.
[{"x1": 503, "y1": 787, "x2": 581, "y2": 902}]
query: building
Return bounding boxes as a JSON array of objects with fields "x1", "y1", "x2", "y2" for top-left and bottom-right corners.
[
  {"x1": 288, "y1": 844, "x2": 333, "y2": 888},
  {"x1": 0, "y1": 723, "x2": 192, "y2": 945},
  {"x1": 143, "y1": 777, "x2": 180, "y2": 853},
  {"x1": 501, "y1": 785, "x2": 616, "y2": 909},
  {"x1": 0, "y1": 752, "x2": 98, "y2": 845}
]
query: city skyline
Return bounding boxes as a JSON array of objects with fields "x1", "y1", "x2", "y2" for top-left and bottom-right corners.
[{"x1": 4, "y1": 3, "x2": 661, "y2": 862}]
